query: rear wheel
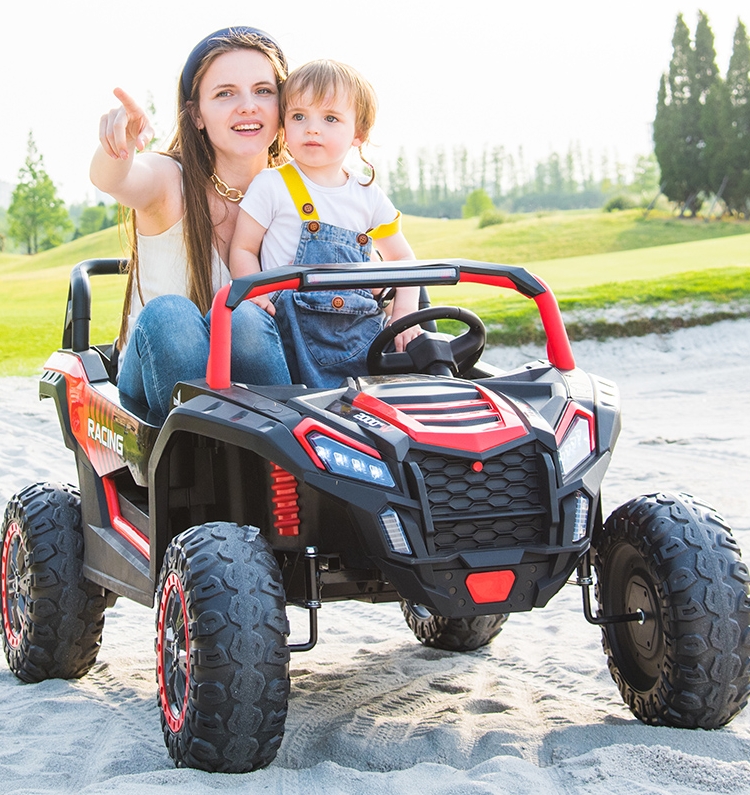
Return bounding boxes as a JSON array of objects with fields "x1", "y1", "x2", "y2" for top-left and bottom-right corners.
[
  {"x1": 156, "y1": 522, "x2": 290, "y2": 773},
  {"x1": 400, "y1": 599, "x2": 508, "y2": 651},
  {"x1": 593, "y1": 492, "x2": 750, "y2": 728},
  {"x1": 1, "y1": 483, "x2": 106, "y2": 682}
]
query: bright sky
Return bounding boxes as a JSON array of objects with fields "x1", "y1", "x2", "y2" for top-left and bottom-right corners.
[{"x1": 0, "y1": 0, "x2": 745, "y2": 203}]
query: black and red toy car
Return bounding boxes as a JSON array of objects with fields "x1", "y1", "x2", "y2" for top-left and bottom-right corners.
[{"x1": 3, "y1": 258, "x2": 749, "y2": 773}]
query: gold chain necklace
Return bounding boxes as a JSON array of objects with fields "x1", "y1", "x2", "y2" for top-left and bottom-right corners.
[{"x1": 211, "y1": 173, "x2": 244, "y2": 202}]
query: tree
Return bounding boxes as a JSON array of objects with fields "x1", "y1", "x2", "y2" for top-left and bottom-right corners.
[
  {"x1": 653, "y1": 14, "x2": 703, "y2": 214},
  {"x1": 721, "y1": 19, "x2": 750, "y2": 215},
  {"x1": 76, "y1": 203, "x2": 117, "y2": 238},
  {"x1": 693, "y1": 11, "x2": 722, "y2": 193},
  {"x1": 7, "y1": 132, "x2": 71, "y2": 254},
  {"x1": 461, "y1": 189, "x2": 494, "y2": 218}
]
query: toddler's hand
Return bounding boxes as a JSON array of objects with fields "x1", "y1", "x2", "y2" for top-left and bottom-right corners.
[
  {"x1": 250, "y1": 295, "x2": 276, "y2": 316},
  {"x1": 394, "y1": 325, "x2": 422, "y2": 353}
]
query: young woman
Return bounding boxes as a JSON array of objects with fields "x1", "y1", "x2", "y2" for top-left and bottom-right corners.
[{"x1": 91, "y1": 26, "x2": 292, "y2": 420}]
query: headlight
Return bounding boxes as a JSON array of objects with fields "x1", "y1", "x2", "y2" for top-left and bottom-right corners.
[
  {"x1": 558, "y1": 414, "x2": 594, "y2": 477},
  {"x1": 307, "y1": 432, "x2": 395, "y2": 488}
]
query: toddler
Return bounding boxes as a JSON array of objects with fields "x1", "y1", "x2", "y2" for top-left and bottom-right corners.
[{"x1": 230, "y1": 59, "x2": 419, "y2": 388}]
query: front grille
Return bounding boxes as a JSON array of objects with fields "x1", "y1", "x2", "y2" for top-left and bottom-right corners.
[{"x1": 410, "y1": 442, "x2": 547, "y2": 553}]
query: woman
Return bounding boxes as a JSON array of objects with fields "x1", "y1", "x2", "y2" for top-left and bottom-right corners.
[{"x1": 91, "y1": 27, "x2": 292, "y2": 421}]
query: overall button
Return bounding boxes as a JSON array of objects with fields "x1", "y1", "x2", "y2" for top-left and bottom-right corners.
[
  {"x1": 302, "y1": 202, "x2": 315, "y2": 215},
  {"x1": 356, "y1": 233, "x2": 369, "y2": 246},
  {"x1": 307, "y1": 220, "x2": 320, "y2": 233},
  {"x1": 331, "y1": 296, "x2": 345, "y2": 309}
]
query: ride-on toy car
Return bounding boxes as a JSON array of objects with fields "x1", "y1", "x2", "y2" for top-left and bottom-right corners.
[{"x1": 3, "y1": 259, "x2": 749, "y2": 773}]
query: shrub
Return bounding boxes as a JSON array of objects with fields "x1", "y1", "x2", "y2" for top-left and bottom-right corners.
[
  {"x1": 478, "y1": 209, "x2": 509, "y2": 228},
  {"x1": 604, "y1": 195, "x2": 636, "y2": 212}
]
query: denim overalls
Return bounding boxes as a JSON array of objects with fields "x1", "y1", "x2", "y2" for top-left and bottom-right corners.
[{"x1": 272, "y1": 164, "x2": 399, "y2": 388}]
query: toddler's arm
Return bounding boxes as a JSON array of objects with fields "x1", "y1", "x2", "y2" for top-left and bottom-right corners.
[
  {"x1": 230, "y1": 210, "x2": 275, "y2": 315},
  {"x1": 375, "y1": 231, "x2": 421, "y2": 352}
]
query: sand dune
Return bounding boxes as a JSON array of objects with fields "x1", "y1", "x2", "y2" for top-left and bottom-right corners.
[{"x1": 1, "y1": 319, "x2": 749, "y2": 794}]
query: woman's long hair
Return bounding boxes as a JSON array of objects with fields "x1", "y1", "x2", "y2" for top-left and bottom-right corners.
[{"x1": 117, "y1": 30, "x2": 287, "y2": 347}]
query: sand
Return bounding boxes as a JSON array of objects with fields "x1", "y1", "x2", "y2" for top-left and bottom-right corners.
[{"x1": 1, "y1": 319, "x2": 749, "y2": 794}]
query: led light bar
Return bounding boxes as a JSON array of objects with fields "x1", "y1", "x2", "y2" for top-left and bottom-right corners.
[
  {"x1": 307, "y1": 432, "x2": 395, "y2": 488},
  {"x1": 572, "y1": 490, "x2": 590, "y2": 542},
  {"x1": 379, "y1": 508, "x2": 412, "y2": 555},
  {"x1": 302, "y1": 265, "x2": 459, "y2": 289}
]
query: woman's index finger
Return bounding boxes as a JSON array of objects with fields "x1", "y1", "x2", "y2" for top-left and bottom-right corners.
[{"x1": 113, "y1": 87, "x2": 145, "y2": 117}]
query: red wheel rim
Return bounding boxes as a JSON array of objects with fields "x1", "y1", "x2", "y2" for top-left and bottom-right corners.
[
  {"x1": 156, "y1": 571, "x2": 190, "y2": 732},
  {"x1": 1, "y1": 521, "x2": 25, "y2": 650}
]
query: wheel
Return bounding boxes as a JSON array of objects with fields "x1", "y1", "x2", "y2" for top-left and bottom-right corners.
[
  {"x1": 1, "y1": 483, "x2": 106, "y2": 682},
  {"x1": 592, "y1": 492, "x2": 750, "y2": 729},
  {"x1": 367, "y1": 306, "x2": 486, "y2": 377},
  {"x1": 400, "y1": 599, "x2": 508, "y2": 651},
  {"x1": 156, "y1": 522, "x2": 290, "y2": 773}
]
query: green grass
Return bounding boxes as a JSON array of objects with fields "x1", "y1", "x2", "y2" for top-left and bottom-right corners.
[
  {"x1": 2, "y1": 212, "x2": 749, "y2": 375},
  {"x1": 403, "y1": 208, "x2": 750, "y2": 264},
  {"x1": 0, "y1": 227, "x2": 128, "y2": 376}
]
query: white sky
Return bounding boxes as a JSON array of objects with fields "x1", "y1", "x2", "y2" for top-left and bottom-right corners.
[{"x1": 0, "y1": 0, "x2": 745, "y2": 203}]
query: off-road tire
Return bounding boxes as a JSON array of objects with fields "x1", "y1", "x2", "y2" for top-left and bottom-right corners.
[
  {"x1": 592, "y1": 492, "x2": 750, "y2": 729},
  {"x1": 400, "y1": 599, "x2": 508, "y2": 651},
  {"x1": 1, "y1": 483, "x2": 106, "y2": 682},
  {"x1": 156, "y1": 522, "x2": 290, "y2": 773}
]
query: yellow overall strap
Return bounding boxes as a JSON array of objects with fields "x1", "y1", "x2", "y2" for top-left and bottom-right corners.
[
  {"x1": 278, "y1": 163, "x2": 401, "y2": 239},
  {"x1": 368, "y1": 211, "x2": 401, "y2": 240},
  {"x1": 278, "y1": 163, "x2": 319, "y2": 221}
]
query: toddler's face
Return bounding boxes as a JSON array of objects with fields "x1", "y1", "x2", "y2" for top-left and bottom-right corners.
[{"x1": 283, "y1": 90, "x2": 362, "y2": 172}]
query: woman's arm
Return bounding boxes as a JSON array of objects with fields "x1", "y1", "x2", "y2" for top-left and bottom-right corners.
[
  {"x1": 230, "y1": 210, "x2": 276, "y2": 315},
  {"x1": 90, "y1": 88, "x2": 181, "y2": 232}
]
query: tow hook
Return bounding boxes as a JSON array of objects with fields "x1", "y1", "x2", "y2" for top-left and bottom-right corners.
[
  {"x1": 289, "y1": 546, "x2": 321, "y2": 652},
  {"x1": 576, "y1": 556, "x2": 644, "y2": 626}
]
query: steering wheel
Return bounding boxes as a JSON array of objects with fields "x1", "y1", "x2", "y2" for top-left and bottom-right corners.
[{"x1": 367, "y1": 306, "x2": 486, "y2": 378}]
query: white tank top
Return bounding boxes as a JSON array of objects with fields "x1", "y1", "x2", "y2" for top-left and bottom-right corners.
[{"x1": 124, "y1": 217, "x2": 230, "y2": 342}]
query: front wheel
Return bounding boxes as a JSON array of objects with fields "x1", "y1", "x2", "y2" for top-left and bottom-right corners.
[
  {"x1": 592, "y1": 492, "x2": 750, "y2": 729},
  {"x1": 1, "y1": 483, "x2": 106, "y2": 682},
  {"x1": 156, "y1": 522, "x2": 290, "y2": 773},
  {"x1": 400, "y1": 599, "x2": 508, "y2": 651}
]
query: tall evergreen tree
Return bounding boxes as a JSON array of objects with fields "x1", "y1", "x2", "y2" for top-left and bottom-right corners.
[
  {"x1": 693, "y1": 12, "x2": 722, "y2": 193},
  {"x1": 654, "y1": 14, "x2": 703, "y2": 213},
  {"x1": 7, "y1": 132, "x2": 71, "y2": 254},
  {"x1": 722, "y1": 19, "x2": 750, "y2": 214}
]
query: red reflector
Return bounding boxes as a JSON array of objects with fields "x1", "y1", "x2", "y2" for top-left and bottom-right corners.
[
  {"x1": 465, "y1": 571, "x2": 515, "y2": 604},
  {"x1": 471, "y1": 461, "x2": 483, "y2": 472}
]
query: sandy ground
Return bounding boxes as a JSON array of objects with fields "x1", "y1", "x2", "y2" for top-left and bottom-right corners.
[{"x1": 1, "y1": 319, "x2": 749, "y2": 794}]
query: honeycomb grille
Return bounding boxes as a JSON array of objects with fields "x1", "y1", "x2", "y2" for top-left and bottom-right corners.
[{"x1": 410, "y1": 442, "x2": 546, "y2": 553}]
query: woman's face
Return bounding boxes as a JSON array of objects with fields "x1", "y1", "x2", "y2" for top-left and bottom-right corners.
[{"x1": 192, "y1": 48, "x2": 280, "y2": 167}]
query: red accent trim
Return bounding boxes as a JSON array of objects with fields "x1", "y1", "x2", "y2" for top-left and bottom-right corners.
[
  {"x1": 270, "y1": 465, "x2": 300, "y2": 536},
  {"x1": 352, "y1": 386, "x2": 528, "y2": 454},
  {"x1": 465, "y1": 570, "x2": 516, "y2": 604},
  {"x1": 554, "y1": 402, "x2": 596, "y2": 450},
  {"x1": 294, "y1": 416, "x2": 383, "y2": 470},
  {"x1": 206, "y1": 284, "x2": 233, "y2": 390},
  {"x1": 1, "y1": 521, "x2": 23, "y2": 649},
  {"x1": 102, "y1": 477, "x2": 150, "y2": 560},
  {"x1": 156, "y1": 571, "x2": 190, "y2": 733},
  {"x1": 459, "y1": 271, "x2": 575, "y2": 371},
  {"x1": 471, "y1": 461, "x2": 484, "y2": 472},
  {"x1": 206, "y1": 279, "x2": 302, "y2": 389}
]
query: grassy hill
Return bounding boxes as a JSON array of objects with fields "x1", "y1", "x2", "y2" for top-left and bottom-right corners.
[{"x1": 1, "y1": 210, "x2": 749, "y2": 375}]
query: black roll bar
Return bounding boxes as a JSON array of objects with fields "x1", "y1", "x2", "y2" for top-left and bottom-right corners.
[{"x1": 63, "y1": 258, "x2": 127, "y2": 352}]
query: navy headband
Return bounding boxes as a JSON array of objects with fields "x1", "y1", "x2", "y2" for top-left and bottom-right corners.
[{"x1": 180, "y1": 26, "x2": 287, "y2": 99}]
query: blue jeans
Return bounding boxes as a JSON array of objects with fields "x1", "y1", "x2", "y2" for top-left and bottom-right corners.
[
  {"x1": 118, "y1": 295, "x2": 291, "y2": 421},
  {"x1": 274, "y1": 220, "x2": 385, "y2": 388}
]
